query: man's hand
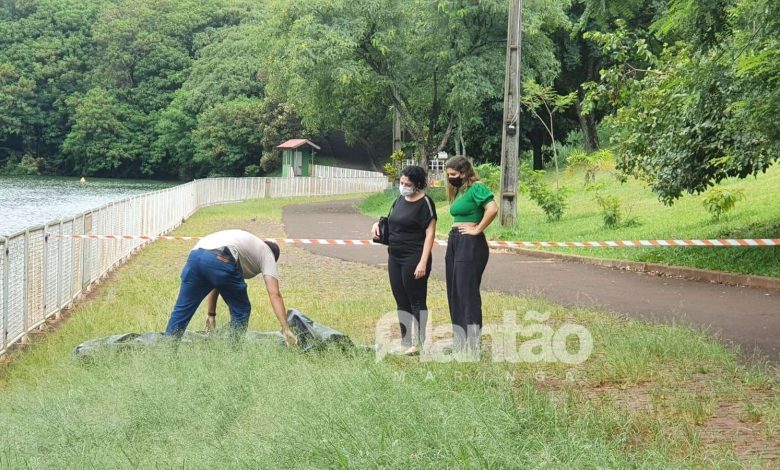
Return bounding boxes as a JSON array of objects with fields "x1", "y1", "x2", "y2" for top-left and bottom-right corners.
[
  {"x1": 205, "y1": 315, "x2": 216, "y2": 333},
  {"x1": 283, "y1": 329, "x2": 299, "y2": 349}
]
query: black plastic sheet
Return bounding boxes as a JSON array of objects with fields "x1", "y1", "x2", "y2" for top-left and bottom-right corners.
[{"x1": 71, "y1": 309, "x2": 354, "y2": 359}]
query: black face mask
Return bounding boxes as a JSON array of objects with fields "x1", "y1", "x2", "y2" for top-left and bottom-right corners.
[{"x1": 448, "y1": 176, "x2": 464, "y2": 188}]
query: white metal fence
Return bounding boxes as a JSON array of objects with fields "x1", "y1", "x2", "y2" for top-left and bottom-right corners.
[
  {"x1": 310, "y1": 164, "x2": 384, "y2": 179},
  {"x1": 0, "y1": 175, "x2": 387, "y2": 357}
]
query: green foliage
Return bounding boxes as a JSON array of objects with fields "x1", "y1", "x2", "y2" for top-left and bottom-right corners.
[
  {"x1": 521, "y1": 79, "x2": 577, "y2": 183},
  {"x1": 702, "y1": 187, "x2": 745, "y2": 220},
  {"x1": 257, "y1": 97, "x2": 308, "y2": 156},
  {"x1": 61, "y1": 88, "x2": 135, "y2": 176},
  {"x1": 426, "y1": 186, "x2": 448, "y2": 203},
  {"x1": 0, "y1": 154, "x2": 44, "y2": 175},
  {"x1": 192, "y1": 97, "x2": 265, "y2": 177},
  {"x1": 243, "y1": 164, "x2": 261, "y2": 177},
  {"x1": 260, "y1": 151, "x2": 281, "y2": 174},
  {"x1": 383, "y1": 150, "x2": 405, "y2": 181},
  {"x1": 567, "y1": 149, "x2": 614, "y2": 185},
  {"x1": 594, "y1": 193, "x2": 622, "y2": 228},
  {"x1": 263, "y1": 0, "x2": 569, "y2": 166},
  {"x1": 535, "y1": 187, "x2": 569, "y2": 222},
  {"x1": 583, "y1": 7, "x2": 780, "y2": 204},
  {"x1": 521, "y1": 165, "x2": 569, "y2": 222},
  {"x1": 474, "y1": 162, "x2": 500, "y2": 193}
]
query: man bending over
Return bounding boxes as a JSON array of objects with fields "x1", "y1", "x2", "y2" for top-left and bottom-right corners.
[{"x1": 164, "y1": 229, "x2": 297, "y2": 347}]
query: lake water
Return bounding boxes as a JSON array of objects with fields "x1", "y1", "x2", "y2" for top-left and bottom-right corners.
[{"x1": 0, "y1": 176, "x2": 177, "y2": 236}]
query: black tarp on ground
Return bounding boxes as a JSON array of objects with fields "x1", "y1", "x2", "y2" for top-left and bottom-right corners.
[{"x1": 71, "y1": 309, "x2": 354, "y2": 359}]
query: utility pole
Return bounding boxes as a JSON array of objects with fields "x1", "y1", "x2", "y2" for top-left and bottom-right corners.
[
  {"x1": 393, "y1": 108, "x2": 402, "y2": 153},
  {"x1": 392, "y1": 90, "x2": 402, "y2": 153},
  {"x1": 498, "y1": 0, "x2": 523, "y2": 226}
]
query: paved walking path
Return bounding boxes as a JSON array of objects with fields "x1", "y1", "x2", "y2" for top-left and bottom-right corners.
[{"x1": 283, "y1": 199, "x2": 779, "y2": 362}]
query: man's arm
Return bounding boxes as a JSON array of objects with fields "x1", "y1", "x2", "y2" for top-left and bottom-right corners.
[
  {"x1": 263, "y1": 275, "x2": 298, "y2": 347},
  {"x1": 205, "y1": 289, "x2": 219, "y2": 333}
]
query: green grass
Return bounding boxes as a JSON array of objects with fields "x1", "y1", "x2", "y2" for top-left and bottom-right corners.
[
  {"x1": 360, "y1": 164, "x2": 780, "y2": 277},
  {"x1": 0, "y1": 196, "x2": 777, "y2": 468}
]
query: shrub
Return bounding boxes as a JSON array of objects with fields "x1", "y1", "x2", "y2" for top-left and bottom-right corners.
[
  {"x1": 534, "y1": 186, "x2": 569, "y2": 222},
  {"x1": 566, "y1": 149, "x2": 614, "y2": 185},
  {"x1": 595, "y1": 193, "x2": 622, "y2": 228},
  {"x1": 520, "y1": 165, "x2": 569, "y2": 222},
  {"x1": 702, "y1": 187, "x2": 744, "y2": 220},
  {"x1": 244, "y1": 164, "x2": 261, "y2": 177},
  {"x1": 260, "y1": 151, "x2": 281, "y2": 173},
  {"x1": 475, "y1": 162, "x2": 500, "y2": 193},
  {"x1": 0, "y1": 154, "x2": 44, "y2": 176},
  {"x1": 383, "y1": 150, "x2": 405, "y2": 182}
]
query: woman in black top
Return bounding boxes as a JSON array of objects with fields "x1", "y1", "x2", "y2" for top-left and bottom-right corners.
[{"x1": 371, "y1": 165, "x2": 437, "y2": 355}]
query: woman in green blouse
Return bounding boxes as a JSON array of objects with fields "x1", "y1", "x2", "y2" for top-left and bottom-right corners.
[{"x1": 444, "y1": 156, "x2": 498, "y2": 356}]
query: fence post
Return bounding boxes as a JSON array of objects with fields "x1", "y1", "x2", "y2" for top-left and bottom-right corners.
[
  {"x1": 21, "y1": 230, "x2": 29, "y2": 343},
  {"x1": 81, "y1": 214, "x2": 90, "y2": 292},
  {"x1": 56, "y1": 221, "x2": 63, "y2": 319},
  {"x1": 2, "y1": 237, "x2": 7, "y2": 353},
  {"x1": 42, "y1": 225, "x2": 48, "y2": 320}
]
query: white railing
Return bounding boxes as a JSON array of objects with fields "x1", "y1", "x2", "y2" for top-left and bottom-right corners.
[
  {"x1": 310, "y1": 164, "x2": 385, "y2": 179},
  {"x1": 0, "y1": 175, "x2": 388, "y2": 357}
]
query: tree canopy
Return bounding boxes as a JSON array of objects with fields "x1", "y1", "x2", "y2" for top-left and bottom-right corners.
[{"x1": 0, "y1": 0, "x2": 775, "y2": 201}]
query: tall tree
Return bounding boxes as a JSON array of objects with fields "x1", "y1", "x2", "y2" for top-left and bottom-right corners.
[
  {"x1": 584, "y1": 0, "x2": 780, "y2": 203},
  {"x1": 263, "y1": 0, "x2": 569, "y2": 166},
  {"x1": 0, "y1": 0, "x2": 108, "y2": 166}
]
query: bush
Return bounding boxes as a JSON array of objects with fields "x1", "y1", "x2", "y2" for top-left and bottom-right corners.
[
  {"x1": 260, "y1": 151, "x2": 281, "y2": 173},
  {"x1": 520, "y1": 165, "x2": 569, "y2": 222},
  {"x1": 244, "y1": 164, "x2": 261, "y2": 177},
  {"x1": 595, "y1": 193, "x2": 622, "y2": 228},
  {"x1": 534, "y1": 186, "x2": 569, "y2": 222},
  {"x1": 475, "y1": 162, "x2": 500, "y2": 193},
  {"x1": 702, "y1": 187, "x2": 744, "y2": 220},
  {"x1": 383, "y1": 150, "x2": 405, "y2": 182},
  {"x1": 566, "y1": 149, "x2": 614, "y2": 185},
  {"x1": 0, "y1": 154, "x2": 44, "y2": 176}
]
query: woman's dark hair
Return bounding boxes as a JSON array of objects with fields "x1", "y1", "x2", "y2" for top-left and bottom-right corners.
[
  {"x1": 265, "y1": 240, "x2": 280, "y2": 262},
  {"x1": 400, "y1": 165, "x2": 427, "y2": 190}
]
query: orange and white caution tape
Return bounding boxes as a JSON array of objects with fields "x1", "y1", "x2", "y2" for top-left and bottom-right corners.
[{"x1": 45, "y1": 233, "x2": 780, "y2": 248}]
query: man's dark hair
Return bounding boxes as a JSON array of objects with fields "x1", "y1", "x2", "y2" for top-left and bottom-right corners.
[
  {"x1": 266, "y1": 240, "x2": 280, "y2": 262},
  {"x1": 401, "y1": 165, "x2": 427, "y2": 190}
]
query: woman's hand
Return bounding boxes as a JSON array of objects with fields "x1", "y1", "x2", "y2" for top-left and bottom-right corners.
[
  {"x1": 414, "y1": 260, "x2": 428, "y2": 279},
  {"x1": 371, "y1": 222, "x2": 380, "y2": 238},
  {"x1": 205, "y1": 315, "x2": 216, "y2": 333},
  {"x1": 457, "y1": 225, "x2": 483, "y2": 236}
]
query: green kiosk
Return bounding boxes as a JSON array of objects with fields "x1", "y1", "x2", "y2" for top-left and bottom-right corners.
[{"x1": 277, "y1": 139, "x2": 321, "y2": 177}]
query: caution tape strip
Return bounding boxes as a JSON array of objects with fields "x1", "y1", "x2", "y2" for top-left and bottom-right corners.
[{"x1": 45, "y1": 234, "x2": 780, "y2": 248}]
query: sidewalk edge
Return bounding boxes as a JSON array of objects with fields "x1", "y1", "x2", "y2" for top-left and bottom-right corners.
[{"x1": 501, "y1": 247, "x2": 780, "y2": 291}]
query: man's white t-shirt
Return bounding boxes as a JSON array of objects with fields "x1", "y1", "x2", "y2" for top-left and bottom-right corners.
[{"x1": 193, "y1": 229, "x2": 279, "y2": 279}]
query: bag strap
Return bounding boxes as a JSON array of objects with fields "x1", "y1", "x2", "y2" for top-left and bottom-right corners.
[
  {"x1": 387, "y1": 196, "x2": 400, "y2": 217},
  {"x1": 423, "y1": 195, "x2": 434, "y2": 219}
]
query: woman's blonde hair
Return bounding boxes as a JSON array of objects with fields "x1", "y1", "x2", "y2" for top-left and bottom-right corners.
[{"x1": 445, "y1": 155, "x2": 479, "y2": 202}]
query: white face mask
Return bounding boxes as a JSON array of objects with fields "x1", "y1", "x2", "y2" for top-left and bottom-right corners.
[{"x1": 399, "y1": 184, "x2": 415, "y2": 197}]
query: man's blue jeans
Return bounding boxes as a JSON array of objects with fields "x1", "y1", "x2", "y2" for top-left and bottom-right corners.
[{"x1": 165, "y1": 248, "x2": 251, "y2": 337}]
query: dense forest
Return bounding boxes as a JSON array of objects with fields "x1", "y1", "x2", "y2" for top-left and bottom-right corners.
[{"x1": 0, "y1": 0, "x2": 777, "y2": 202}]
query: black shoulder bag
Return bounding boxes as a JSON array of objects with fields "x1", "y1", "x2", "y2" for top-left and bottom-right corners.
[{"x1": 373, "y1": 197, "x2": 399, "y2": 245}]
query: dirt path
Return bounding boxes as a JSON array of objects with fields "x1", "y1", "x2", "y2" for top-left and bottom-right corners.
[{"x1": 283, "y1": 199, "x2": 780, "y2": 363}]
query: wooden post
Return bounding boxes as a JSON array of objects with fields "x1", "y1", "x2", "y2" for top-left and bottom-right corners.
[
  {"x1": 499, "y1": 0, "x2": 523, "y2": 226},
  {"x1": 392, "y1": 91, "x2": 402, "y2": 153}
]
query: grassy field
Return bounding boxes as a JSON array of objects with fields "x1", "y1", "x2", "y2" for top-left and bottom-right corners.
[
  {"x1": 360, "y1": 163, "x2": 780, "y2": 277},
  {"x1": 0, "y1": 196, "x2": 777, "y2": 468}
]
